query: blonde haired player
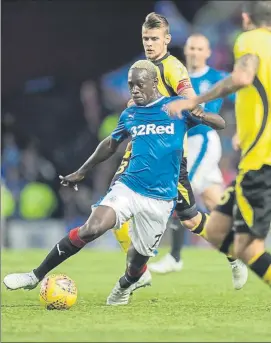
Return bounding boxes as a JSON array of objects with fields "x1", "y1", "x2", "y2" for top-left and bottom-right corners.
[
  {"x1": 111, "y1": 12, "x2": 247, "y2": 291},
  {"x1": 166, "y1": 1, "x2": 271, "y2": 290}
]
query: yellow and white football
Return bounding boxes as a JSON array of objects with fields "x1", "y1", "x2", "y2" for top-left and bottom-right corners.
[{"x1": 39, "y1": 274, "x2": 77, "y2": 310}]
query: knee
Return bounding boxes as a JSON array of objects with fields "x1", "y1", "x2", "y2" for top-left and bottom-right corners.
[{"x1": 80, "y1": 217, "x2": 104, "y2": 241}]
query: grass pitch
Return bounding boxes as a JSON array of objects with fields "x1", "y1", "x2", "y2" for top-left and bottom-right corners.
[{"x1": 1, "y1": 248, "x2": 270, "y2": 342}]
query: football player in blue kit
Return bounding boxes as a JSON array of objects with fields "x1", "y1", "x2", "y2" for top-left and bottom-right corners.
[
  {"x1": 3, "y1": 60, "x2": 225, "y2": 306},
  {"x1": 148, "y1": 34, "x2": 248, "y2": 289},
  {"x1": 186, "y1": 33, "x2": 235, "y2": 207}
]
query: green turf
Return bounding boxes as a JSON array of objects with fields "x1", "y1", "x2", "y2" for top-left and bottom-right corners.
[{"x1": 1, "y1": 248, "x2": 270, "y2": 342}]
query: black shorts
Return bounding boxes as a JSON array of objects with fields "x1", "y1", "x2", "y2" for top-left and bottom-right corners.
[
  {"x1": 215, "y1": 165, "x2": 271, "y2": 239},
  {"x1": 175, "y1": 157, "x2": 198, "y2": 221}
]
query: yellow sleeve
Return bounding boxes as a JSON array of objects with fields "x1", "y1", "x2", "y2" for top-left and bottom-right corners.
[
  {"x1": 233, "y1": 32, "x2": 258, "y2": 61},
  {"x1": 165, "y1": 58, "x2": 192, "y2": 94}
]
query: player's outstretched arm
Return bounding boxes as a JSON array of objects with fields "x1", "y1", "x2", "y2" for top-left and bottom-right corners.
[
  {"x1": 166, "y1": 54, "x2": 259, "y2": 116},
  {"x1": 59, "y1": 136, "x2": 120, "y2": 188},
  {"x1": 77, "y1": 136, "x2": 120, "y2": 175}
]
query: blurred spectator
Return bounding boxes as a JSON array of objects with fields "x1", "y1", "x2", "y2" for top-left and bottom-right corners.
[
  {"x1": 2, "y1": 133, "x2": 21, "y2": 178},
  {"x1": 80, "y1": 81, "x2": 101, "y2": 134},
  {"x1": 21, "y1": 139, "x2": 56, "y2": 182},
  {"x1": 4, "y1": 167, "x2": 26, "y2": 218}
]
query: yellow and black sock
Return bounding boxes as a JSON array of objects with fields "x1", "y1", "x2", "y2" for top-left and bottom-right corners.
[
  {"x1": 190, "y1": 212, "x2": 209, "y2": 239},
  {"x1": 248, "y1": 251, "x2": 271, "y2": 287}
]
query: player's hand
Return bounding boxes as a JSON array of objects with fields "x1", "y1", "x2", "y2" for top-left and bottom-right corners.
[
  {"x1": 190, "y1": 105, "x2": 204, "y2": 119},
  {"x1": 59, "y1": 172, "x2": 84, "y2": 191},
  {"x1": 232, "y1": 132, "x2": 240, "y2": 151},
  {"x1": 166, "y1": 98, "x2": 198, "y2": 118}
]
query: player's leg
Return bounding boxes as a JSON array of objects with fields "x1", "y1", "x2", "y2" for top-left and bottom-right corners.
[
  {"x1": 107, "y1": 243, "x2": 150, "y2": 305},
  {"x1": 198, "y1": 178, "x2": 237, "y2": 268},
  {"x1": 170, "y1": 215, "x2": 185, "y2": 265},
  {"x1": 3, "y1": 205, "x2": 116, "y2": 290},
  {"x1": 203, "y1": 210, "x2": 247, "y2": 289},
  {"x1": 203, "y1": 183, "x2": 248, "y2": 289},
  {"x1": 187, "y1": 130, "x2": 247, "y2": 287},
  {"x1": 167, "y1": 156, "x2": 194, "y2": 267},
  {"x1": 112, "y1": 219, "x2": 152, "y2": 293},
  {"x1": 107, "y1": 191, "x2": 174, "y2": 305},
  {"x1": 235, "y1": 234, "x2": 271, "y2": 287},
  {"x1": 232, "y1": 167, "x2": 271, "y2": 288},
  {"x1": 3, "y1": 182, "x2": 131, "y2": 291}
]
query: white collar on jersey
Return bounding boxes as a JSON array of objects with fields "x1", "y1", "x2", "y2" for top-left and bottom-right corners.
[
  {"x1": 138, "y1": 96, "x2": 165, "y2": 107},
  {"x1": 189, "y1": 65, "x2": 210, "y2": 78}
]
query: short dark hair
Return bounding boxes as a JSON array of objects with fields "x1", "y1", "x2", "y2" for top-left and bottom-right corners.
[
  {"x1": 243, "y1": 1, "x2": 271, "y2": 26},
  {"x1": 143, "y1": 12, "x2": 170, "y2": 34}
]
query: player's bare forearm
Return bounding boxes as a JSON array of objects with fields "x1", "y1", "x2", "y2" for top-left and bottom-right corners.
[
  {"x1": 194, "y1": 54, "x2": 259, "y2": 106},
  {"x1": 178, "y1": 86, "x2": 197, "y2": 99},
  {"x1": 201, "y1": 112, "x2": 225, "y2": 130},
  {"x1": 77, "y1": 136, "x2": 120, "y2": 176},
  {"x1": 194, "y1": 76, "x2": 241, "y2": 106}
]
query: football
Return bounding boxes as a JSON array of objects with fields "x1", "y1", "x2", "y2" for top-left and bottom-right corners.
[{"x1": 39, "y1": 274, "x2": 77, "y2": 310}]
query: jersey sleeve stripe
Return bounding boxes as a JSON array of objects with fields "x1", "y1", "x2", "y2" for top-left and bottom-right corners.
[
  {"x1": 157, "y1": 63, "x2": 176, "y2": 96},
  {"x1": 242, "y1": 76, "x2": 269, "y2": 159}
]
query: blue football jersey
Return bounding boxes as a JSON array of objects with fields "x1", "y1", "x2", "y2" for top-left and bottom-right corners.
[
  {"x1": 111, "y1": 96, "x2": 198, "y2": 200},
  {"x1": 189, "y1": 66, "x2": 235, "y2": 136}
]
